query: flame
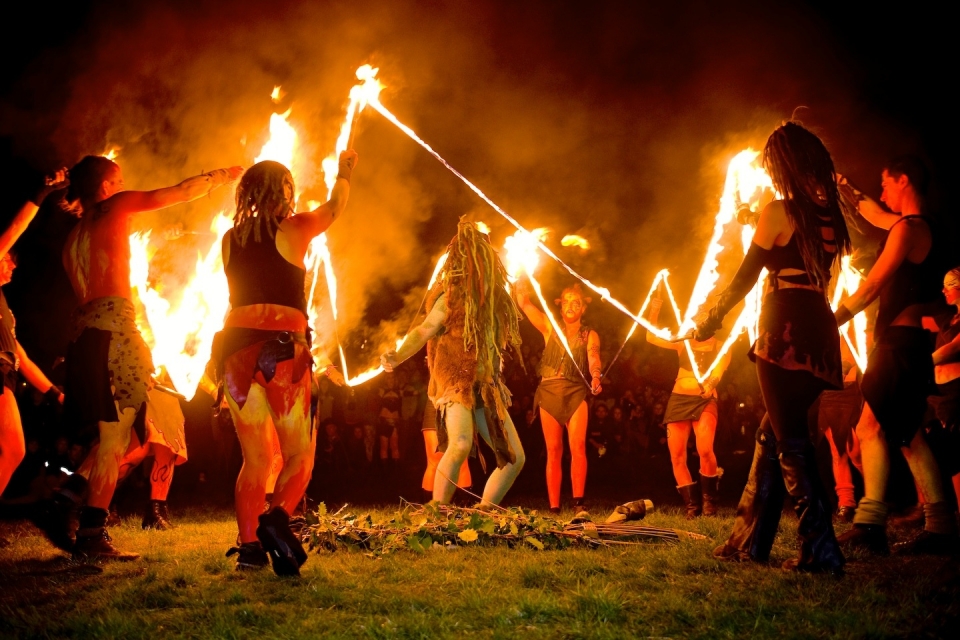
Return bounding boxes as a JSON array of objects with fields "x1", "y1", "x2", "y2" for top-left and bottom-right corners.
[
  {"x1": 561, "y1": 235, "x2": 590, "y2": 250},
  {"x1": 254, "y1": 109, "x2": 299, "y2": 189},
  {"x1": 475, "y1": 221, "x2": 491, "y2": 234},
  {"x1": 831, "y1": 255, "x2": 868, "y2": 372},
  {"x1": 102, "y1": 147, "x2": 120, "y2": 161},
  {"x1": 503, "y1": 228, "x2": 549, "y2": 283},
  {"x1": 271, "y1": 85, "x2": 283, "y2": 103},
  {"x1": 129, "y1": 213, "x2": 234, "y2": 398}
]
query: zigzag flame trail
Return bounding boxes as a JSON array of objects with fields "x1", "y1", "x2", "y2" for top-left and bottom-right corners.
[
  {"x1": 831, "y1": 255, "x2": 868, "y2": 372},
  {"x1": 361, "y1": 90, "x2": 673, "y2": 342}
]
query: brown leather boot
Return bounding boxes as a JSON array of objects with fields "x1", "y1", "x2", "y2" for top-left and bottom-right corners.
[
  {"x1": 73, "y1": 507, "x2": 140, "y2": 561},
  {"x1": 700, "y1": 473, "x2": 720, "y2": 517},
  {"x1": 677, "y1": 483, "x2": 702, "y2": 519},
  {"x1": 142, "y1": 500, "x2": 174, "y2": 530}
]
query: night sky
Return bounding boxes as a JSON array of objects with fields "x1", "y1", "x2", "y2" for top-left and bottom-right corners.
[{"x1": 1, "y1": 0, "x2": 953, "y2": 380}]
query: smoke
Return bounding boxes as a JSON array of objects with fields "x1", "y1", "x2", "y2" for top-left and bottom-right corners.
[{"x1": 0, "y1": 0, "x2": 937, "y2": 370}]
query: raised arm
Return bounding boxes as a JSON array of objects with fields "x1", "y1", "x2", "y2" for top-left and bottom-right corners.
[
  {"x1": 381, "y1": 295, "x2": 448, "y2": 372},
  {"x1": 0, "y1": 169, "x2": 68, "y2": 258},
  {"x1": 835, "y1": 219, "x2": 915, "y2": 326},
  {"x1": 837, "y1": 174, "x2": 900, "y2": 231},
  {"x1": 100, "y1": 166, "x2": 243, "y2": 218},
  {"x1": 513, "y1": 276, "x2": 550, "y2": 337},
  {"x1": 281, "y1": 150, "x2": 357, "y2": 251}
]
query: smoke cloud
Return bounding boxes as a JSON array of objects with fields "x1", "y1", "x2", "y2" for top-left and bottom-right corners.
[{"x1": 0, "y1": 0, "x2": 942, "y2": 371}]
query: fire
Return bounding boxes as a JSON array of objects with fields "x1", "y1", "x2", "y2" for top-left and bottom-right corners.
[
  {"x1": 255, "y1": 109, "x2": 299, "y2": 188},
  {"x1": 831, "y1": 255, "x2": 868, "y2": 371},
  {"x1": 129, "y1": 213, "x2": 234, "y2": 398},
  {"x1": 503, "y1": 228, "x2": 549, "y2": 283},
  {"x1": 501, "y1": 229, "x2": 589, "y2": 383},
  {"x1": 307, "y1": 65, "x2": 385, "y2": 387},
  {"x1": 475, "y1": 221, "x2": 491, "y2": 234},
  {"x1": 561, "y1": 235, "x2": 590, "y2": 250},
  {"x1": 102, "y1": 147, "x2": 119, "y2": 160},
  {"x1": 270, "y1": 85, "x2": 283, "y2": 103}
]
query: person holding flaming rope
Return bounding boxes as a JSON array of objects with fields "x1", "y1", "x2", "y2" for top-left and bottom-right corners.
[
  {"x1": 381, "y1": 220, "x2": 525, "y2": 506},
  {"x1": 34, "y1": 156, "x2": 241, "y2": 561},
  {"x1": 646, "y1": 290, "x2": 730, "y2": 518},
  {"x1": 695, "y1": 122, "x2": 849, "y2": 573},
  {"x1": 216, "y1": 151, "x2": 356, "y2": 576},
  {"x1": 515, "y1": 282, "x2": 601, "y2": 512},
  {"x1": 0, "y1": 171, "x2": 69, "y2": 516},
  {"x1": 835, "y1": 157, "x2": 958, "y2": 555}
]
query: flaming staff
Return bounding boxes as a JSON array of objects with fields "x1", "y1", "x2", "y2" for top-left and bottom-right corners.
[
  {"x1": 831, "y1": 256, "x2": 868, "y2": 372},
  {"x1": 502, "y1": 229, "x2": 589, "y2": 385}
]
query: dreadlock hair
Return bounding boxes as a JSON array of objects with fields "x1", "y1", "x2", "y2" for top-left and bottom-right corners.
[
  {"x1": 62, "y1": 155, "x2": 118, "y2": 217},
  {"x1": 233, "y1": 160, "x2": 295, "y2": 247},
  {"x1": 439, "y1": 218, "x2": 522, "y2": 377},
  {"x1": 763, "y1": 122, "x2": 852, "y2": 290}
]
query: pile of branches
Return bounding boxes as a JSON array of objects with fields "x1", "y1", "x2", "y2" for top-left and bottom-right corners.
[{"x1": 303, "y1": 502, "x2": 706, "y2": 557}]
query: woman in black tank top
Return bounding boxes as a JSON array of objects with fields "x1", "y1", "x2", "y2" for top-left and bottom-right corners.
[
  {"x1": 218, "y1": 152, "x2": 357, "y2": 576},
  {"x1": 695, "y1": 122, "x2": 850, "y2": 574}
]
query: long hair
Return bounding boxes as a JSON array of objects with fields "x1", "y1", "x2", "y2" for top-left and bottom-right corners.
[
  {"x1": 61, "y1": 155, "x2": 118, "y2": 216},
  {"x1": 438, "y1": 219, "x2": 522, "y2": 374},
  {"x1": 233, "y1": 160, "x2": 295, "y2": 246},
  {"x1": 763, "y1": 122, "x2": 851, "y2": 289}
]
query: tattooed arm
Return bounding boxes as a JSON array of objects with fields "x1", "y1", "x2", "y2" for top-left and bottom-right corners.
[{"x1": 588, "y1": 329, "x2": 602, "y2": 395}]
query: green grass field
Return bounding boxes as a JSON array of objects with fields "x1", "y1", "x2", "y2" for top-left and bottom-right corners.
[{"x1": 1, "y1": 505, "x2": 957, "y2": 639}]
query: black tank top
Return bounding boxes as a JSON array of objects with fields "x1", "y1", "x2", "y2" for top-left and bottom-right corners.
[
  {"x1": 224, "y1": 229, "x2": 307, "y2": 315},
  {"x1": 765, "y1": 207, "x2": 836, "y2": 289},
  {"x1": 875, "y1": 215, "x2": 944, "y2": 339}
]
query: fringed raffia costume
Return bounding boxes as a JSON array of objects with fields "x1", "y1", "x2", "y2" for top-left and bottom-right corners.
[{"x1": 424, "y1": 223, "x2": 523, "y2": 470}]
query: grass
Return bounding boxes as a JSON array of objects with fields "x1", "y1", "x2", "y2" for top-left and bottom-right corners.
[{"x1": 1, "y1": 505, "x2": 957, "y2": 639}]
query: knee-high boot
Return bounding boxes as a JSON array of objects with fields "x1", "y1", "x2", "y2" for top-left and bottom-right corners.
[
  {"x1": 778, "y1": 439, "x2": 844, "y2": 573},
  {"x1": 714, "y1": 426, "x2": 785, "y2": 562}
]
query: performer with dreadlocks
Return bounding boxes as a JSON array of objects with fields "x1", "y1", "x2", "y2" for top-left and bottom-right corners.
[
  {"x1": 695, "y1": 122, "x2": 849, "y2": 573},
  {"x1": 35, "y1": 156, "x2": 240, "y2": 561},
  {"x1": 218, "y1": 151, "x2": 356, "y2": 576},
  {"x1": 381, "y1": 220, "x2": 525, "y2": 506},
  {"x1": 515, "y1": 282, "x2": 601, "y2": 512}
]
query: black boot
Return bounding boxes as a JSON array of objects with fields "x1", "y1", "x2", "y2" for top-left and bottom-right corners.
[
  {"x1": 142, "y1": 500, "x2": 173, "y2": 530},
  {"x1": 778, "y1": 439, "x2": 844, "y2": 574},
  {"x1": 257, "y1": 507, "x2": 307, "y2": 577},
  {"x1": 31, "y1": 473, "x2": 88, "y2": 552},
  {"x1": 677, "y1": 483, "x2": 702, "y2": 519},
  {"x1": 714, "y1": 427, "x2": 785, "y2": 563},
  {"x1": 73, "y1": 507, "x2": 140, "y2": 561},
  {"x1": 701, "y1": 473, "x2": 720, "y2": 517},
  {"x1": 226, "y1": 541, "x2": 269, "y2": 570}
]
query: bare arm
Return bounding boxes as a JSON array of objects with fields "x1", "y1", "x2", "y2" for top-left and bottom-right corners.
[
  {"x1": 100, "y1": 166, "x2": 243, "y2": 218},
  {"x1": 282, "y1": 150, "x2": 357, "y2": 252},
  {"x1": 381, "y1": 296, "x2": 448, "y2": 371},
  {"x1": 837, "y1": 174, "x2": 900, "y2": 230},
  {"x1": 587, "y1": 329, "x2": 602, "y2": 394},
  {"x1": 15, "y1": 343, "x2": 62, "y2": 403},
  {"x1": 933, "y1": 331, "x2": 960, "y2": 365},
  {"x1": 0, "y1": 169, "x2": 68, "y2": 257},
  {"x1": 836, "y1": 220, "x2": 914, "y2": 325},
  {"x1": 514, "y1": 277, "x2": 550, "y2": 337}
]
